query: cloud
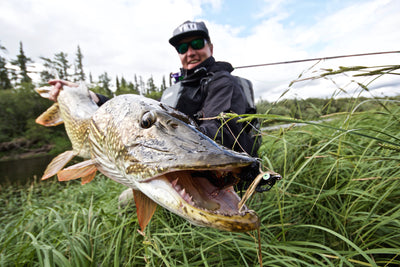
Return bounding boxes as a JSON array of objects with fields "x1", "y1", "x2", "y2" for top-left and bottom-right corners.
[
  {"x1": 0, "y1": 0, "x2": 208, "y2": 84},
  {"x1": 1, "y1": 0, "x2": 399, "y2": 101},
  {"x1": 215, "y1": 0, "x2": 400, "y2": 101}
]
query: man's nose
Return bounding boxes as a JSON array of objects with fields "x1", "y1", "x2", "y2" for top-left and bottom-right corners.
[{"x1": 186, "y1": 46, "x2": 195, "y2": 56}]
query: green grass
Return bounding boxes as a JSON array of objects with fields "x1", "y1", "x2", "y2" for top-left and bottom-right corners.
[
  {"x1": 1, "y1": 101, "x2": 399, "y2": 266},
  {"x1": 1, "y1": 67, "x2": 399, "y2": 266}
]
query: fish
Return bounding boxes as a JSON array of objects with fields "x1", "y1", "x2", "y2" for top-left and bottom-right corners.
[
  {"x1": 36, "y1": 83, "x2": 260, "y2": 232},
  {"x1": 35, "y1": 84, "x2": 99, "y2": 183}
]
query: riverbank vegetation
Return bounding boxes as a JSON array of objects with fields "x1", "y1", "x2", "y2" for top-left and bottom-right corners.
[
  {"x1": 1, "y1": 92, "x2": 399, "y2": 266},
  {"x1": 1, "y1": 63, "x2": 400, "y2": 266}
]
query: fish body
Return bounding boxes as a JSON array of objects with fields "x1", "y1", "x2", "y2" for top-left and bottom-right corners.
[
  {"x1": 35, "y1": 84, "x2": 99, "y2": 181},
  {"x1": 36, "y1": 84, "x2": 260, "y2": 232}
]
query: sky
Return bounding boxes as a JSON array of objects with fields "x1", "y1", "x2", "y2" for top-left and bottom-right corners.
[{"x1": 1, "y1": 0, "x2": 399, "y2": 101}]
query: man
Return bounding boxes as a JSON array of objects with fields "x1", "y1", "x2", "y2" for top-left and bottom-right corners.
[{"x1": 161, "y1": 21, "x2": 260, "y2": 157}]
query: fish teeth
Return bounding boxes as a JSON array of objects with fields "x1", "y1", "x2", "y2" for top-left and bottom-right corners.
[
  {"x1": 180, "y1": 188, "x2": 186, "y2": 196},
  {"x1": 170, "y1": 179, "x2": 243, "y2": 215},
  {"x1": 175, "y1": 184, "x2": 182, "y2": 191},
  {"x1": 171, "y1": 178, "x2": 179, "y2": 187}
]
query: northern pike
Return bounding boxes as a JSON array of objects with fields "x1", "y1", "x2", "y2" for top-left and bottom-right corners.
[{"x1": 36, "y1": 83, "x2": 260, "y2": 232}]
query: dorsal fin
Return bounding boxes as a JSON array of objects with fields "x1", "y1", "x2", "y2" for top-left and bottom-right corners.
[{"x1": 133, "y1": 190, "x2": 158, "y2": 231}]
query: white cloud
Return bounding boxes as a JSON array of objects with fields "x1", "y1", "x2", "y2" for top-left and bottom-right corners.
[
  {"x1": 0, "y1": 0, "x2": 207, "y2": 84},
  {"x1": 0, "y1": 0, "x2": 399, "y2": 101},
  {"x1": 216, "y1": 0, "x2": 400, "y2": 101}
]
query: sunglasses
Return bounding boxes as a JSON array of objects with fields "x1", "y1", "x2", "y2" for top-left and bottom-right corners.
[{"x1": 175, "y1": 38, "x2": 207, "y2": 54}]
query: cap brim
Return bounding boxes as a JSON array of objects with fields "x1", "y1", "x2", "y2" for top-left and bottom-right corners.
[{"x1": 169, "y1": 31, "x2": 209, "y2": 46}]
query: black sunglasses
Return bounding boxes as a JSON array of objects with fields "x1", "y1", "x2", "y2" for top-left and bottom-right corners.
[{"x1": 175, "y1": 38, "x2": 207, "y2": 54}]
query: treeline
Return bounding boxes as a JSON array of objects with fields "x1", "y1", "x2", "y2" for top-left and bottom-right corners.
[
  {"x1": 0, "y1": 41, "x2": 169, "y2": 100},
  {"x1": 257, "y1": 95, "x2": 400, "y2": 121}
]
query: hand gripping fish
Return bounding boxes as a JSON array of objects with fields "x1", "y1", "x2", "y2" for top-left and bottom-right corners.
[{"x1": 35, "y1": 83, "x2": 260, "y2": 232}]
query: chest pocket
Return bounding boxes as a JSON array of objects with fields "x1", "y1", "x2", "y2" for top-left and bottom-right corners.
[{"x1": 160, "y1": 77, "x2": 209, "y2": 119}]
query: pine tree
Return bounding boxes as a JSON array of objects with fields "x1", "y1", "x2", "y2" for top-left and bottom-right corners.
[
  {"x1": 116, "y1": 75, "x2": 120, "y2": 91},
  {"x1": 74, "y1": 45, "x2": 85, "y2": 82},
  {"x1": 98, "y1": 72, "x2": 112, "y2": 97},
  {"x1": 120, "y1": 76, "x2": 127, "y2": 89},
  {"x1": 161, "y1": 75, "x2": 167, "y2": 92},
  {"x1": 39, "y1": 56, "x2": 56, "y2": 83},
  {"x1": 54, "y1": 52, "x2": 70, "y2": 80},
  {"x1": 139, "y1": 75, "x2": 145, "y2": 95},
  {"x1": 133, "y1": 74, "x2": 139, "y2": 93},
  {"x1": 145, "y1": 75, "x2": 162, "y2": 100},
  {"x1": 146, "y1": 76, "x2": 157, "y2": 94},
  {"x1": 11, "y1": 41, "x2": 32, "y2": 84},
  {"x1": 0, "y1": 42, "x2": 11, "y2": 90},
  {"x1": 129, "y1": 81, "x2": 140, "y2": 94}
]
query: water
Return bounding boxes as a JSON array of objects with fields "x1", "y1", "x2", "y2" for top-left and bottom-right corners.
[{"x1": 0, "y1": 155, "x2": 54, "y2": 185}]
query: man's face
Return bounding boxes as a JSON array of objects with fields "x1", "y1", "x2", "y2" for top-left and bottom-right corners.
[{"x1": 177, "y1": 36, "x2": 213, "y2": 70}]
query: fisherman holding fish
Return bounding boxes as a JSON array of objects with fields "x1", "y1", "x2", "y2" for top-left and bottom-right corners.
[{"x1": 48, "y1": 21, "x2": 271, "y2": 192}]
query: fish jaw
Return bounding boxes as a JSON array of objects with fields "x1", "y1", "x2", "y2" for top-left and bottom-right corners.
[{"x1": 133, "y1": 170, "x2": 260, "y2": 232}]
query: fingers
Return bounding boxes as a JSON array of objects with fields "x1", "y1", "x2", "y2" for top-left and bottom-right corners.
[
  {"x1": 49, "y1": 84, "x2": 61, "y2": 102},
  {"x1": 47, "y1": 79, "x2": 79, "y2": 102},
  {"x1": 48, "y1": 79, "x2": 78, "y2": 87}
]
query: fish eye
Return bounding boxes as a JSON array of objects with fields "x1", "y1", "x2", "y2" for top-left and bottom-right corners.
[{"x1": 140, "y1": 111, "x2": 157, "y2": 128}]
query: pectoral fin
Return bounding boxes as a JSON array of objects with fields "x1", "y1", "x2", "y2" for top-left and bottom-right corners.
[
  {"x1": 133, "y1": 189, "x2": 157, "y2": 231},
  {"x1": 42, "y1": 150, "x2": 76, "y2": 180},
  {"x1": 35, "y1": 103, "x2": 63, "y2": 126},
  {"x1": 57, "y1": 159, "x2": 97, "y2": 184}
]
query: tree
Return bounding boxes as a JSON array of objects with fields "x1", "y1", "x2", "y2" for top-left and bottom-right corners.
[
  {"x1": 128, "y1": 81, "x2": 139, "y2": 95},
  {"x1": 133, "y1": 74, "x2": 139, "y2": 94},
  {"x1": 11, "y1": 41, "x2": 32, "y2": 84},
  {"x1": 146, "y1": 76, "x2": 157, "y2": 94},
  {"x1": 145, "y1": 75, "x2": 163, "y2": 100},
  {"x1": 97, "y1": 72, "x2": 112, "y2": 97},
  {"x1": 120, "y1": 76, "x2": 127, "y2": 89},
  {"x1": 73, "y1": 45, "x2": 85, "y2": 82},
  {"x1": 54, "y1": 52, "x2": 70, "y2": 80},
  {"x1": 0, "y1": 42, "x2": 11, "y2": 90},
  {"x1": 160, "y1": 75, "x2": 167, "y2": 92},
  {"x1": 39, "y1": 56, "x2": 56, "y2": 83},
  {"x1": 139, "y1": 75, "x2": 145, "y2": 95},
  {"x1": 116, "y1": 75, "x2": 120, "y2": 91},
  {"x1": 115, "y1": 75, "x2": 139, "y2": 95}
]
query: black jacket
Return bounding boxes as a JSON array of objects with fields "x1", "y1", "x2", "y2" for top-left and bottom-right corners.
[{"x1": 164, "y1": 56, "x2": 259, "y2": 156}]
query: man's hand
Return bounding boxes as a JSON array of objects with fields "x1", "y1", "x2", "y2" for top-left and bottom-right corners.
[
  {"x1": 48, "y1": 79, "x2": 78, "y2": 102},
  {"x1": 47, "y1": 80, "x2": 99, "y2": 104}
]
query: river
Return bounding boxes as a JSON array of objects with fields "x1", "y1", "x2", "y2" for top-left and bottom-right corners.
[{"x1": 0, "y1": 155, "x2": 54, "y2": 186}]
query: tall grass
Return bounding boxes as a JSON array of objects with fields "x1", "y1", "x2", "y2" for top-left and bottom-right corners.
[{"x1": 1, "y1": 66, "x2": 399, "y2": 266}]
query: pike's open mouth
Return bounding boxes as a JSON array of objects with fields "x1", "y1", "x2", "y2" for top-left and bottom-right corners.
[
  {"x1": 163, "y1": 169, "x2": 248, "y2": 215},
  {"x1": 138, "y1": 164, "x2": 260, "y2": 232}
]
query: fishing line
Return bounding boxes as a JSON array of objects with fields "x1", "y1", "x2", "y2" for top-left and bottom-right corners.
[{"x1": 234, "y1": 50, "x2": 400, "y2": 69}]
